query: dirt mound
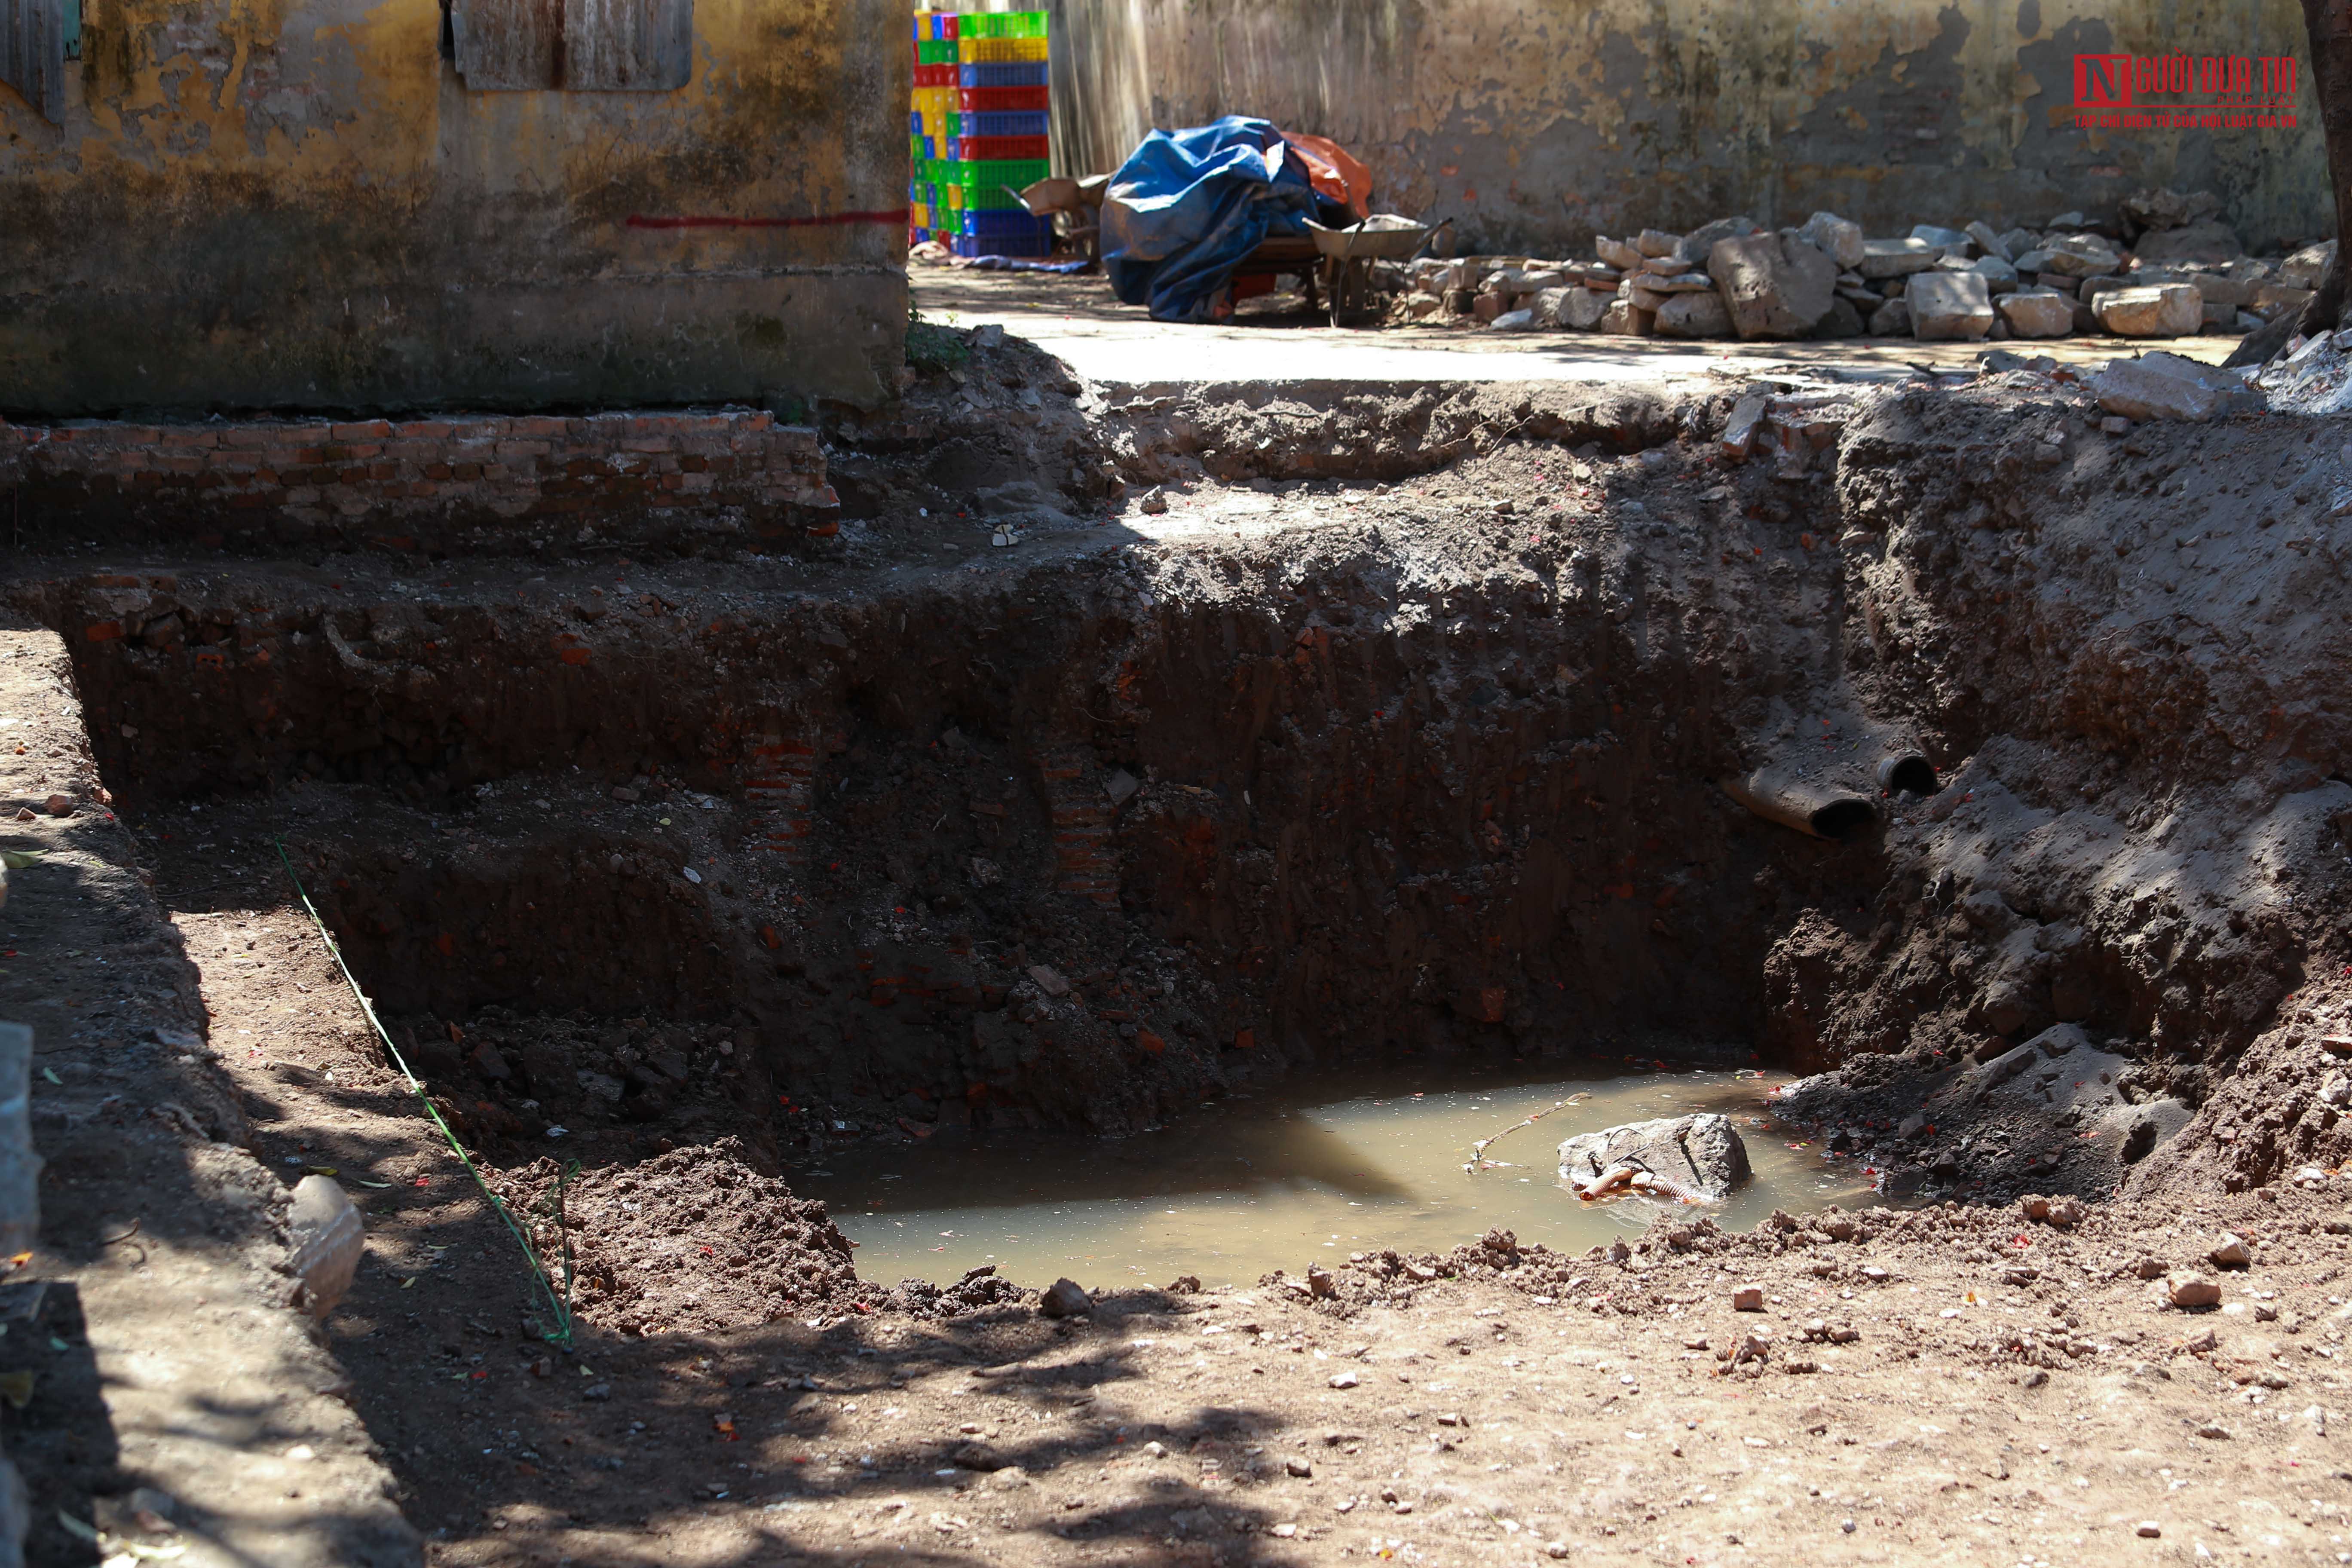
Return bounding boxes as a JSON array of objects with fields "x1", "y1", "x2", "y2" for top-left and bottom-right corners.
[{"x1": 487, "y1": 1138, "x2": 867, "y2": 1335}]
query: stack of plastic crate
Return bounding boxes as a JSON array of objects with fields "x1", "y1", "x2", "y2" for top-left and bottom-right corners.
[
  {"x1": 898, "y1": 12, "x2": 1051, "y2": 257},
  {"x1": 949, "y1": 12, "x2": 1050, "y2": 256},
  {"x1": 908, "y1": 12, "x2": 962, "y2": 242}
]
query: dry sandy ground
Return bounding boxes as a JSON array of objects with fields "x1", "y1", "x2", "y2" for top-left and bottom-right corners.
[{"x1": 910, "y1": 265, "x2": 2236, "y2": 389}]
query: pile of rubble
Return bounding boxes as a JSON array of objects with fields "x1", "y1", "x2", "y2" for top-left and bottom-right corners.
[{"x1": 1393, "y1": 189, "x2": 2331, "y2": 345}]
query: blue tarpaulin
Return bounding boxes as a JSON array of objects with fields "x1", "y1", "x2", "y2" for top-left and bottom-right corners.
[{"x1": 1101, "y1": 116, "x2": 1323, "y2": 323}]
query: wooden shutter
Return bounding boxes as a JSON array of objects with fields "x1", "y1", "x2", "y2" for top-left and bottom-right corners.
[
  {"x1": 0, "y1": 0, "x2": 65, "y2": 124},
  {"x1": 452, "y1": 0, "x2": 688, "y2": 91}
]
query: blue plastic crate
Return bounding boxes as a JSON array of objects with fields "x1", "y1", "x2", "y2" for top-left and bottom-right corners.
[
  {"x1": 958, "y1": 61, "x2": 1049, "y2": 88},
  {"x1": 908, "y1": 110, "x2": 922, "y2": 135},
  {"x1": 959, "y1": 209, "x2": 1054, "y2": 237},
  {"x1": 959, "y1": 109, "x2": 1048, "y2": 138},
  {"x1": 952, "y1": 231, "x2": 1054, "y2": 259}
]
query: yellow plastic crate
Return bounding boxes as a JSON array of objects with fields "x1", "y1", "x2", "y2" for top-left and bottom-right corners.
[
  {"x1": 945, "y1": 183, "x2": 965, "y2": 210},
  {"x1": 957, "y1": 36, "x2": 1048, "y2": 63}
]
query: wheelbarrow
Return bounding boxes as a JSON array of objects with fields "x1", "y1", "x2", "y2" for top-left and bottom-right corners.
[{"x1": 1305, "y1": 214, "x2": 1438, "y2": 328}]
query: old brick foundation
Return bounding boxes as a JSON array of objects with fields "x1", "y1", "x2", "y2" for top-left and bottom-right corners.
[{"x1": 0, "y1": 410, "x2": 837, "y2": 558}]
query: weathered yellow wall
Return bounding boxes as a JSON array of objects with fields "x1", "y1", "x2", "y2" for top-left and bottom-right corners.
[
  {"x1": 1038, "y1": 0, "x2": 2327, "y2": 255},
  {"x1": 0, "y1": 0, "x2": 909, "y2": 415}
]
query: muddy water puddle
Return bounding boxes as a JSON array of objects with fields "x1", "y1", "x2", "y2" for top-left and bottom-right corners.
[{"x1": 798, "y1": 1064, "x2": 1874, "y2": 1289}]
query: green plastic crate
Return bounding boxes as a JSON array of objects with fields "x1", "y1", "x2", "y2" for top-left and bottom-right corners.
[
  {"x1": 914, "y1": 39, "x2": 957, "y2": 64},
  {"x1": 944, "y1": 156, "x2": 1050, "y2": 188},
  {"x1": 965, "y1": 12, "x2": 1048, "y2": 39}
]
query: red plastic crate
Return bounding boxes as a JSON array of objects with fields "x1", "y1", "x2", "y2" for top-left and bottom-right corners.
[
  {"x1": 958, "y1": 86, "x2": 1049, "y2": 112},
  {"x1": 954, "y1": 134, "x2": 1048, "y2": 161},
  {"x1": 914, "y1": 63, "x2": 957, "y2": 87}
]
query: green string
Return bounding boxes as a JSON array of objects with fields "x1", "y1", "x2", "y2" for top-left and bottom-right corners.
[{"x1": 271, "y1": 836, "x2": 575, "y2": 1350}]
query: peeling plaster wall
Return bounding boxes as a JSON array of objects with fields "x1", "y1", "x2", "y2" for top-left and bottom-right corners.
[
  {"x1": 1035, "y1": 0, "x2": 2327, "y2": 257},
  {"x1": 0, "y1": 0, "x2": 908, "y2": 417}
]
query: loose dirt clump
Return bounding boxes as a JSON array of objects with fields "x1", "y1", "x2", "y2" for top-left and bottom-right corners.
[{"x1": 487, "y1": 1139, "x2": 866, "y2": 1336}]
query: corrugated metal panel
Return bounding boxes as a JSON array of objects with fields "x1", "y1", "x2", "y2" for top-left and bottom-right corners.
[
  {"x1": 1, "y1": 0, "x2": 65, "y2": 124},
  {"x1": 451, "y1": 0, "x2": 687, "y2": 92},
  {"x1": 562, "y1": 0, "x2": 688, "y2": 91},
  {"x1": 452, "y1": 0, "x2": 563, "y2": 91}
]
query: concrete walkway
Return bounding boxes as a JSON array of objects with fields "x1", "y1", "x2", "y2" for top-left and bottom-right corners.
[{"x1": 912, "y1": 265, "x2": 2236, "y2": 386}]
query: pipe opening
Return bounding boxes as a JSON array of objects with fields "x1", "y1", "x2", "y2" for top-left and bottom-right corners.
[
  {"x1": 1806, "y1": 798, "x2": 1880, "y2": 840},
  {"x1": 1876, "y1": 753, "x2": 1939, "y2": 797}
]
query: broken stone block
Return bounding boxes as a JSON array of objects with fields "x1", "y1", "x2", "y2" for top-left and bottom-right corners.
[
  {"x1": 2252, "y1": 282, "x2": 2315, "y2": 319},
  {"x1": 1471, "y1": 292, "x2": 1507, "y2": 323},
  {"x1": 1599, "y1": 299, "x2": 1653, "y2": 335},
  {"x1": 1681, "y1": 215, "x2": 1763, "y2": 269},
  {"x1": 2174, "y1": 270, "x2": 2255, "y2": 308},
  {"x1": 1906, "y1": 270, "x2": 1996, "y2": 339},
  {"x1": 2130, "y1": 220, "x2": 2244, "y2": 265},
  {"x1": 1995, "y1": 288, "x2": 2074, "y2": 339},
  {"x1": 1866, "y1": 297, "x2": 1912, "y2": 336},
  {"x1": 1626, "y1": 281, "x2": 1671, "y2": 312},
  {"x1": 1559, "y1": 1114, "x2": 1752, "y2": 1201},
  {"x1": 2094, "y1": 282, "x2": 2202, "y2": 337},
  {"x1": 1969, "y1": 256, "x2": 2020, "y2": 293},
  {"x1": 1856, "y1": 237, "x2": 1942, "y2": 279},
  {"x1": 1719, "y1": 395, "x2": 1769, "y2": 457},
  {"x1": 1910, "y1": 224, "x2": 1972, "y2": 253},
  {"x1": 1811, "y1": 296, "x2": 1865, "y2": 338},
  {"x1": 2090, "y1": 350, "x2": 2264, "y2": 421},
  {"x1": 1595, "y1": 235, "x2": 1644, "y2": 270},
  {"x1": 2039, "y1": 237, "x2": 2124, "y2": 277},
  {"x1": 1530, "y1": 287, "x2": 1574, "y2": 327},
  {"x1": 1797, "y1": 212, "x2": 1865, "y2": 270},
  {"x1": 1707, "y1": 232, "x2": 1836, "y2": 339},
  {"x1": 1996, "y1": 227, "x2": 2038, "y2": 259},
  {"x1": 1648, "y1": 272, "x2": 1715, "y2": 292},
  {"x1": 1966, "y1": 220, "x2": 2012, "y2": 262},
  {"x1": 2122, "y1": 187, "x2": 2221, "y2": 232},
  {"x1": 1636, "y1": 228, "x2": 1682, "y2": 257},
  {"x1": 1654, "y1": 289, "x2": 1732, "y2": 339},
  {"x1": 1559, "y1": 286, "x2": 1611, "y2": 330},
  {"x1": 2200, "y1": 299, "x2": 2237, "y2": 332},
  {"x1": 1487, "y1": 267, "x2": 1563, "y2": 296},
  {"x1": 1489, "y1": 307, "x2": 1538, "y2": 332},
  {"x1": 2280, "y1": 239, "x2": 2336, "y2": 289}
]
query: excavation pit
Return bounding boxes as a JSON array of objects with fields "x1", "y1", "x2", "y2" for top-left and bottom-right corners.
[{"x1": 11, "y1": 355, "x2": 2352, "y2": 1564}]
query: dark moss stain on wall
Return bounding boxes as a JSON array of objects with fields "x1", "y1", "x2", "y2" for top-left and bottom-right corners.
[{"x1": 0, "y1": 0, "x2": 907, "y2": 416}]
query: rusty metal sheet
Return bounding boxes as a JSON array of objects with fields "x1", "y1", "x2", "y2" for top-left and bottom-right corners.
[
  {"x1": 452, "y1": 0, "x2": 686, "y2": 91},
  {"x1": 452, "y1": 0, "x2": 562, "y2": 90},
  {"x1": 561, "y1": 0, "x2": 688, "y2": 91},
  {"x1": 1, "y1": 0, "x2": 65, "y2": 124}
]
